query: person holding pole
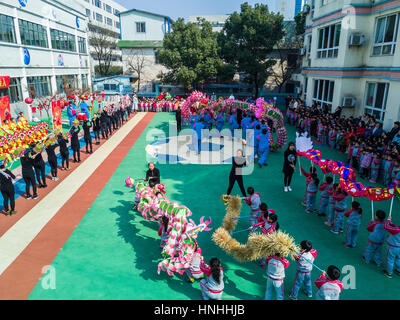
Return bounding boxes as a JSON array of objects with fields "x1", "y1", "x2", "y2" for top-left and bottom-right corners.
[
  {"x1": 289, "y1": 240, "x2": 318, "y2": 300},
  {"x1": 383, "y1": 212, "x2": 400, "y2": 278},
  {"x1": 363, "y1": 210, "x2": 386, "y2": 267}
]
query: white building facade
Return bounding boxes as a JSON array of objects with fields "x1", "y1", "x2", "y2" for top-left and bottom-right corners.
[
  {"x1": 301, "y1": 0, "x2": 400, "y2": 130},
  {"x1": 75, "y1": 0, "x2": 126, "y2": 76},
  {"x1": 0, "y1": 0, "x2": 91, "y2": 118},
  {"x1": 118, "y1": 9, "x2": 172, "y2": 93},
  {"x1": 188, "y1": 15, "x2": 229, "y2": 32},
  {"x1": 266, "y1": 0, "x2": 305, "y2": 20}
]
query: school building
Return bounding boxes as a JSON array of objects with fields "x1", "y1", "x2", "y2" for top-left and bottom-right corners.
[
  {"x1": 300, "y1": 0, "x2": 400, "y2": 130},
  {"x1": 117, "y1": 8, "x2": 172, "y2": 93},
  {"x1": 0, "y1": 0, "x2": 92, "y2": 119}
]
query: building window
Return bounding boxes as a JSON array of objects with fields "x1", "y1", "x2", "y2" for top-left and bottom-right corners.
[
  {"x1": 93, "y1": 0, "x2": 101, "y2": 8},
  {"x1": 95, "y1": 13, "x2": 103, "y2": 23},
  {"x1": 56, "y1": 75, "x2": 78, "y2": 94},
  {"x1": 50, "y1": 29, "x2": 76, "y2": 52},
  {"x1": 317, "y1": 23, "x2": 340, "y2": 58},
  {"x1": 18, "y1": 19, "x2": 48, "y2": 48},
  {"x1": 0, "y1": 78, "x2": 23, "y2": 103},
  {"x1": 114, "y1": 9, "x2": 120, "y2": 16},
  {"x1": 81, "y1": 74, "x2": 88, "y2": 88},
  {"x1": 321, "y1": 0, "x2": 336, "y2": 5},
  {"x1": 154, "y1": 49, "x2": 159, "y2": 64},
  {"x1": 303, "y1": 77, "x2": 308, "y2": 95},
  {"x1": 372, "y1": 14, "x2": 399, "y2": 56},
  {"x1": 78, "y1": 36, "x2": 87, "y2": 54},
  {"x1": 115, "y1": 21, "x2": 120, "y2": 29},
  {"x1": 136, "y1": 22, "x2": 146, "y2": 33},
  {"x1": 106, "y1": 17, "x2": 112, "y2": 26},
  {"x1": 312, "y1": 79, "x2": 334, "y2": 111},
  {"x1": 86, "y1": 9, "x2": 90, "y2": 17},
  {"x1": 364, "y1": 82, "x2": 389, "y2": 121},
  {"x1": 311, "y1": 0, "x2": 315, "y2": 18},
  {"x1": 27, "y1": 76, "x2": 52, "y2": 97},
  {"x1": 105, "y1": 4, "x2": 112, "y2": 13},
  {"x1": 0, "y1": 14, "x2": 16, "y2": 44},
  {"x1": 307, "y1": 35, "x2": 312, "y2": 54}
]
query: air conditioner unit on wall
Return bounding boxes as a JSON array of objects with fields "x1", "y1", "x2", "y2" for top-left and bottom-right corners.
[
  {"x1": 342, "y1": 97, "x2": 356, "y2": 107},
  {"x1": 349, "y1": 34, "x2": 365, "y2": 46}
]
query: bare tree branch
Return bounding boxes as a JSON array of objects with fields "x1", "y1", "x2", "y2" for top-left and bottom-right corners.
[
  {"x1": 88, "y1": 23, "x2": 118, "y2": 76},
  {"x1": 124, "y1": 49, "x2": 149, "y2": 92}
]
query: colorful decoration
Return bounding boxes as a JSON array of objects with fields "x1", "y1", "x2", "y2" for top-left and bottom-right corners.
[
  {"x1": 298, "y1": 149, "x2": 396, "y2": 201},
  {"x1": 180, "y1": 91, "x2": 287, "y2": 151},
  {"x1": 134, "y1": 181, "x2": 211, "y2": 276},
  {"x1": 0, "y1": 117, "x2": 56, "y2": 167}
]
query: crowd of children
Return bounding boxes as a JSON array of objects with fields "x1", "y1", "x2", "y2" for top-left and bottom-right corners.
[
  {"x1": 286, "y1": 101, "x2": 400, "y2": 186},
  {"x1": 135, "y1": 95, "x2": 180, "y2": 113},
  {"x1": 298, "y1": 162, "x2": 400, "y2": 279},
  {"x1": 242, "y1": 186, "x2": 343, "y2": 300}
]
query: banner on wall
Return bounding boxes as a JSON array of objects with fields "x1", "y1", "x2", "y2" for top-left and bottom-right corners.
[
  {"x1": 0, "y1": 96, "x2": 11, "y2": 124},
  {"x1": 51, "y1": 100, "x2": 63, "y2": 131},
  {"x1": 0, "y1": 76, "x2": 10, "y2": 89}
]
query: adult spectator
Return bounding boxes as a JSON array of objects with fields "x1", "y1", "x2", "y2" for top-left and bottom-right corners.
[
  {"x1": 370, "y1": 123, "x2": 383, "y2": 137},
  {"x1": 388, "y1": 121, "x2": 400, "y2": 141},
  {"x1": 145, "y1": 162, "x2": 160, "y2": 188}
]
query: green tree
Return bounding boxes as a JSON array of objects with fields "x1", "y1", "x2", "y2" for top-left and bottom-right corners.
[
  {"x1": 218, "y1": 2, "x2": 284, "y2": 97},
  {"x1": 294, "y1": 12, "x2": 306, "y2": 36},
  {"x1": 157, "y1": 18, "x2": 222, "y2": 89}
]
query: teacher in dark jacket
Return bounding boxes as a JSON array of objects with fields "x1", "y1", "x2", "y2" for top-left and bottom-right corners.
[
  {"x1": 70, "y1": 120, "x2": 81, "y2": 163},
  {"x1": 145, "y1": 162, "x2": 160, "y2": 188},
  {"x1": 21, "y1": 147, "x2": 38, "y2": 200},
  {"x1": 175, "y1": 106, "x2": 182, "y2": 132},
  {"x1": 0, "y1": 164, "x2": 16, "y2": 215},
  {"x1": 226, "y1": 149, "x2": 248, "y2": 198},
  {"x1": 283, "y1": 142, "x2": 297, "y2": 193}
]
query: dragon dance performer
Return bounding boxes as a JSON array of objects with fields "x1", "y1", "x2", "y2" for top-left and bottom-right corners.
[
  {"x1": 31, "y1": 142, "x2": 47, "y2": 188},
  {"x1": 21, "y1": 147, "x2": 38, "y2": 200},
  {"x1": 70, "y1": 120, "x2": 81, "y2": 163},
  {"x1": 57, "y1": 132, "x2": 70, "y2": 171},
  {"x1": 0, "y1": 164, "x2": 17, "y2": 215},
  {"x1": 226, "y1": 149, "x2": 248, "y2": 198},
  {"x1": 144, "y1": 162, "x2": 160, "y2": 188},
  {"x1": 46, "y1": 140, "x2": 59, "y2": 181}
]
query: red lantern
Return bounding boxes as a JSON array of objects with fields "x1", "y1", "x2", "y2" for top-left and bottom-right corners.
[
  {"x1": 25, "y1": 97, "x2": 33, "y2": 104},
  {"x1": 31, "y1": 107, "x2": 37, "y2": 113}
]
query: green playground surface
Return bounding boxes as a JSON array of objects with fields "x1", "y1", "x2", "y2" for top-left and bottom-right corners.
[{"x1": 28, "y1": 113, "x2": 400, "y2": 300}]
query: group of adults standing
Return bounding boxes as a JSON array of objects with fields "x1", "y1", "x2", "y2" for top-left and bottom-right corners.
[{"x1": 1, "y1": 99, "x2": 135, "y2": 216}]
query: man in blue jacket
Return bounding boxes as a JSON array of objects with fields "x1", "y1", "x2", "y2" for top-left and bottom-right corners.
[
  {"x1": 258, "y1": 128, "x2": 270, "y2": 168},
  {"x1": 193, "y1": 119, "x2": 205, "y2": 154}
]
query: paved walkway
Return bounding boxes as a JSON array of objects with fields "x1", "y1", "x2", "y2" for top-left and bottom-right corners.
[{"x1": 0, "y1": 113, "x2": 154, "y2": 299}]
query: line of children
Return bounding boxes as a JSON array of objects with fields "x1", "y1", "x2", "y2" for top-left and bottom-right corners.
[
  {"x1": 289, "y1": 240, "x2": 317, "y2": 300},
  {"x1": 363, "y1": 210, "x2": 386, "y2": 267},
  {"x1": 344, "y1": 201, "x2": 362, "y2": 248}
]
